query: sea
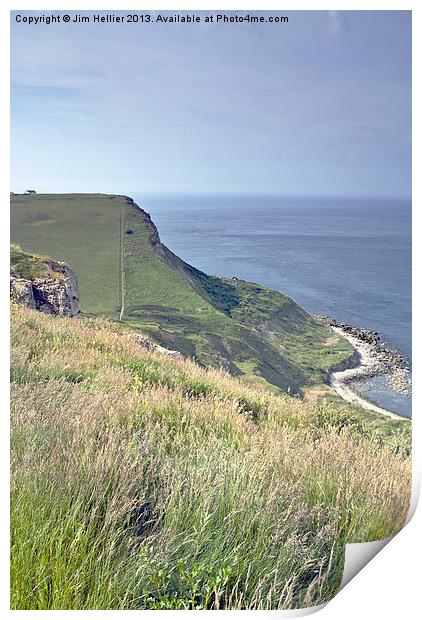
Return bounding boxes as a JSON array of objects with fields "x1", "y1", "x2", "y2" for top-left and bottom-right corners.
[{"x1": 135, "y1": 194, "x2": 412, "y2": 419}]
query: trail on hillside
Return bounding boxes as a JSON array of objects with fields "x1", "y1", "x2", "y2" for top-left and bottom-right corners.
[{"x1": 119, "y1": 203, "x2": 125, "y2": 320}]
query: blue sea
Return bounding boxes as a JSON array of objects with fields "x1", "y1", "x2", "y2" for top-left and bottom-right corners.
[{"x1": 136, "y1": 194, "x2": 412, "y2": 418}]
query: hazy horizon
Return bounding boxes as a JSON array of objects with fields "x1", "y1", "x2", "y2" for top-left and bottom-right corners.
[
  {"x1": 11, "y1": 10, "x2": 411, "y2": 198},
  {"x1": 10, "y1": 190, "x2": 412, "y2": 201}
]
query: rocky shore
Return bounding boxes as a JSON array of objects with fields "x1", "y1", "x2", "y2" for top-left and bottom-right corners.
[{"x1": 315, "y1": 315, "x2": 411, "y2": 419}]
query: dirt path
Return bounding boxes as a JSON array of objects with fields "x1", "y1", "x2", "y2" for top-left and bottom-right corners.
[{"x1": 119, "y1": 204, "x2": 125, "y2": 321}]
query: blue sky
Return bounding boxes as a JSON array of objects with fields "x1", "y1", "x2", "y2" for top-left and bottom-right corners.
[{"x1": 11, "y1": 10, "x2": 411, "y2": 197}]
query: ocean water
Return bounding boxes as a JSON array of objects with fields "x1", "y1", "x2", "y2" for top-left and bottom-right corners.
[{"x1": 135, "y1": 194, "x2": 412, "y2": 418}]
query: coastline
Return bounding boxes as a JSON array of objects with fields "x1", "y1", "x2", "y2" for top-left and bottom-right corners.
[{"x1": 315, "y1": 316, "x2": 411, "y2": 421}]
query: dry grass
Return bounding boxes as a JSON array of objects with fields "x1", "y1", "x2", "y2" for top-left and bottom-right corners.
[{"x1": 10, "y1": 304, "x2": 411, "y2": 609}]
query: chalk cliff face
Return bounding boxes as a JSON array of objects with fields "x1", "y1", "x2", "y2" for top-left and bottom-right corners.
[{"x1": 10, "y1": 255, "x2": 80, "y2": 317}]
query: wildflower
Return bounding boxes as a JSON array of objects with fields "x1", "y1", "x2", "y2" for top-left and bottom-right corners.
[{"x1": 134, "y1": 373, "x2": 143, "y2": 388}]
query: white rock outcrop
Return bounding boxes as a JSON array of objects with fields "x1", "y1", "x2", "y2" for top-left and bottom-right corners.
[{"x1": 10, "y1": 260, "x2": 80, "y2": 317}]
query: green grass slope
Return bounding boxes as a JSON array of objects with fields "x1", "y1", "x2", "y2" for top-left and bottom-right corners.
[
  {"x1": 10, "y1": 305, "x2": 411, "y2": 609},
  {"x1": 11, "y1": 193, "x2": 353, "y2": 393},
  {"x1": 10, "y1": 194, "x2": 122, "y2": 316}
]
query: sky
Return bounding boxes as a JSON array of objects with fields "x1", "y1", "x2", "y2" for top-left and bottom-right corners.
[{"x1": 10, "y1": 10, "x2": 411, "y2": 198}]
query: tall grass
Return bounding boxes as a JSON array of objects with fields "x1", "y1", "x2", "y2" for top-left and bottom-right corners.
[{"x1": 10, "y1": 305, "x2": 411, "y2": 609}]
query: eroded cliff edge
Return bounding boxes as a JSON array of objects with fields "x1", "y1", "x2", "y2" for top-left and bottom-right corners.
[{"x1": 10, "y1": 245, "x2": 80, "y2": 317}]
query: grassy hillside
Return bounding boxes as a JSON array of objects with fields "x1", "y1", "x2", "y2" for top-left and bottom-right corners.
[
  {"x1": 11, "y1": 193, "x2": 353, "y2": 393},
  {"x1": 10, "y1": 194, "x2": 122, "y2": 316},
  {"x1": 10, "y1": 305, "x2": 411, "y2": 610}
]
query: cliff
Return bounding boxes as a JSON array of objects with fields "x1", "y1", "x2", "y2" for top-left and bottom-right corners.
[
  {"x1": 10, "y1": 193, "x2": 355, "y2": 393},
  {"x1": 10, "y1": 246, "x2": 80, "y2": 317}
]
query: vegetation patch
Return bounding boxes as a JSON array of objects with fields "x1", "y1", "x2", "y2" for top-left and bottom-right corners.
[
  {"x1": 11, "y1": 305, "x2": 411, "y2": 609},
  {"x1": 10, "y1": 244, "x2": 62, "y2": 281}
]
